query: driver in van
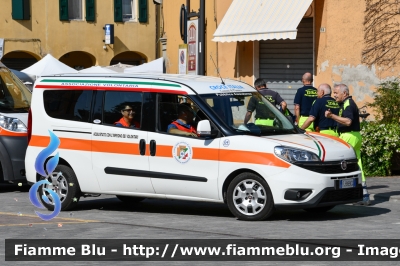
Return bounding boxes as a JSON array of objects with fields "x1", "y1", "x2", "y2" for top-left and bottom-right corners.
[
  {"x1": 167, "y1": 104, "x2": 198, "y2": 137},
  {"x1": 114, "y1": 104, "x2": 140, "y2": 128}
]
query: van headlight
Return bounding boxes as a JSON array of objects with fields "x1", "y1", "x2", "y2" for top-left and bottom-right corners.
[
  {"x1": 0, "y1": 115, "x2": 27, "y2": 132},
  {"x1": 274, "y1": 146, "x2": 320, "y2": 163}
]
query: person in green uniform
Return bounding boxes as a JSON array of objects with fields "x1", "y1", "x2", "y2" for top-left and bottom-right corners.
[
  {"x1": 325, "y1": 84, "x2": 370, "y2": 205},
  {"x1": 244, "y1": 79, "x2": 286, "y2": 126}
]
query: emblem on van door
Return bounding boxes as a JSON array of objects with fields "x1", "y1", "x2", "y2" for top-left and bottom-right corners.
[
  {"x1": 223, "y1": 139, "x2": 230, "y2": 147},
  {"x1": 341, "y1": 160, "x2": 347, "y2": 171},
  {"x1": 172, "y1": 142, "x2": 192, "y2": 164}
]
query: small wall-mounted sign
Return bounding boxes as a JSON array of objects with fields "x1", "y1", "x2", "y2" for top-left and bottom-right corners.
[
  {"x1": 320, "y1": 27, "x2": 326, "y2": 33},
  {"x1": 104, "y1": 24, "x2": 114, "y2": 44},
  {"x1": 178, "y1": 44, "x2": 188, "y2": 74}
]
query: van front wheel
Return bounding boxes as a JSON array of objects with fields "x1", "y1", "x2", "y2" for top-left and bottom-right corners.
[
  {"x1": 227, "y1": 173, "x2": 274, "y2": 221},
  {"x1": 38, "y1": 165, "x2": 81, "y2": 211}
]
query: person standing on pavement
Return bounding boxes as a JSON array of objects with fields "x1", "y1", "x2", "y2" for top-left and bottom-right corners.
[
  {"x1": 301, "y1": 83, "x2": 340, "y2": 136},
  {"x1": 294, "y1": 72, "x2": 318, "y2": 131},
  {"x1": 325, "y1": 84, "x2": 370, "y2": 205},
  {"x1": 244, "y1": 78, "x2": 287, "y2": 125}
]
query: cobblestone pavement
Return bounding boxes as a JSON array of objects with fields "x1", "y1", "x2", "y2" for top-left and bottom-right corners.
[
  {"x1": 1, "y1": 177, "x2": 400, "y2": 266},
  {"x1": 366, "y1": 176, "x2": 400, "y2": 202}
]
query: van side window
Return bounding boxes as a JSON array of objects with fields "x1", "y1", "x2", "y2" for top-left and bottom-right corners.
[
  {"x1": 43, "y1": 90, "x2": 92, "y2": 122},
  {"x1": 103, "y1": 91, "x2": 142, "y2": 129},
  {"x1": 157, "y1": 94, "x2": 202, "y2": 135}
]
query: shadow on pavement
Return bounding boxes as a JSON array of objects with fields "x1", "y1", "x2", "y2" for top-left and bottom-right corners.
[
  {"x1": 373, "y1": 191, "x2": 400, "y2": 203},
  {"x1": 75, "y1": 197, "x2": 234, "y2": 218},
  {"x1": 368, "y1": 185, "x2": 389, "y2": 190},
  {"x1": 0, "y1": 183, "x2": 30, "y2": 193},
  {"x1": 271, "y1": 202, "x2": 390, "y2": 222},
  {"x1": 70, "y1": 196, "x2": 390, "y2": 221}
]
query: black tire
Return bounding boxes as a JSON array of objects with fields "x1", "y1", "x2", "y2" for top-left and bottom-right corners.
[
  {"x1": 303, "y1": 205, "x2": 335, "y2": 213},
  {"x1": 38, "y1": 165, "x2": 81, "y2": 211},
  {"x1": 116, "y1": 195, "x2": 145, "y2": 204},
  {"x1": 227, "y1": 172, "x2": 274, "y2": 221}
]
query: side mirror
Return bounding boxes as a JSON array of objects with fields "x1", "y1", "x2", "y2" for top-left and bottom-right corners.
[{"x1": 197, "y1": 120, "x2": 217, "y2": 138}]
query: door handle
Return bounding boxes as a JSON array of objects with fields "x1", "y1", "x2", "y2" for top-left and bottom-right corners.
[
  {"x1": 150, "y1": 140, "x2": 156, "y2": 156},
  {"x1": 139, "y1": 139, "x2": 146, "y2": 156}
]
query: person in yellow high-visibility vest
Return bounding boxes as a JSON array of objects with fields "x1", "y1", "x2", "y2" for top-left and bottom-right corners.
[
  {"x1": 244, "y1": 78, "x2": 287, "y2": 126},
  {"x1": 325, "y1": 84, "x2": 370, "y2": 206}
]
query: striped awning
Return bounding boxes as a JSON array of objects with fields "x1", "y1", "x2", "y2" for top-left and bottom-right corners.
[{"x1": 213, "y1": 0, "x2": 313, "y2": 42}]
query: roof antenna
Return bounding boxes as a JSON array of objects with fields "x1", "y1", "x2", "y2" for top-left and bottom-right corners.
[{"x1": 210, "y1": 55, "x2": 225, "y2": 85}]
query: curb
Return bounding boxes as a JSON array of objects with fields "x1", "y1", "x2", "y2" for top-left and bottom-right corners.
[{"x1": 370, "y1": 194, "x2": 400, "y2": 202}]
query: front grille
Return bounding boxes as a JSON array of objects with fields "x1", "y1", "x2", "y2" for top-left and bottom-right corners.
[
  {"x1": 294, "y1": 159, "x2": 359, "y2": 174},
  {"x1": 320, "y1": 187, "x2": 362, "y2": 203}
]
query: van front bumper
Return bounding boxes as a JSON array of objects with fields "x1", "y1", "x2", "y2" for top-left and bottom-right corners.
[{"x1": 275, "y1": 185, "x2": 363, "y2": 210}]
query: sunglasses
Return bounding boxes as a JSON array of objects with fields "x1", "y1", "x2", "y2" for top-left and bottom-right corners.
[{"x1": 123, "y1": 109, "x2": 134, "y2": 113}]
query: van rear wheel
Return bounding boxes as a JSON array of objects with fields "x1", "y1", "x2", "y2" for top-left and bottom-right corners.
[
  {"x1": 227, "y1": 172, "x2": 274, "y2": 221},
  {"x1": 38, "y1": 165, "x2": 81, "y2": 211}
]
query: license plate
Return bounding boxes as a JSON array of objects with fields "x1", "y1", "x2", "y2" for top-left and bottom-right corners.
[{"x1": 340, "y1": 179, "x2": 356, "y2": 189}]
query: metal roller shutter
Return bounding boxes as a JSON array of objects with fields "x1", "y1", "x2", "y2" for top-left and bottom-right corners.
[{"x1": 259, "y1": 18, "x2": 313, "y2": 113}]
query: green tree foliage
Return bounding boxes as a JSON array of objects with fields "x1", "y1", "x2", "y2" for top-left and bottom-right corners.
[{"x1": 368, "y1": 80, "x2": 400, "y2": 123}]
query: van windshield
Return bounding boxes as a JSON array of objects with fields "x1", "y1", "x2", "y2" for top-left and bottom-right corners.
[
  {"x1": 0, "y1": 68, "x2": 31, "y2": 113},
  {"x1": 200, "y1": 92, "x2": 297, "y2": 136}
]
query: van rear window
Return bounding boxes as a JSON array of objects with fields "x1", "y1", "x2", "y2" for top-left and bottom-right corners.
[{"x1": 43, "y1": 90, "x2": 93, "y2": 122}]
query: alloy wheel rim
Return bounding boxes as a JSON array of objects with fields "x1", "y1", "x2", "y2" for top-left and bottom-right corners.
[
  {"x1": 42, "y1": 172, "x2": 68, "y2": 204},
  {"x1": 233, "y1": 179, "x2": 266, "y2": 216}
]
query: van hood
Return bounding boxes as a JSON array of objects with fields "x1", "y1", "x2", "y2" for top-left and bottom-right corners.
[{"x1": 263, "y1": 132, "x2": 356, "y2": 162}]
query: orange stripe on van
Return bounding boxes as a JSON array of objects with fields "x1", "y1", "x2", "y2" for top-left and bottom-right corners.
[
  {"x1": 29, "y1": 136, "x2": 91, "y2": 151},
  {"x1": 220, "y1": 150, "x2": 290, "y2": 167},
  {"x1": 30, "y1": 135, "x2": 140, "y2": 155},
  {"x1": 29, "y1": 136, "x2": 289, "y2": 168},
  {"x1": 155, "y1": 145, "x2": 172, "y2": 157},
  {"x1": 0, "y1": 129, "x2": 27, "y2": 137},
  {"x1": 308, "y1": 132, "x2": 351, "y2": 148},
  {"x1": 156, "y1": 144, "x2": 288, "y2": 167},
  {"x1": 92, "y1": 140, "x2": 140, "y2": 155},
  {"x1": 155, "y1": 145, "x2": 220, "y2": 161},
  {"x1": 193, "y1": 147, "x2": 219, "y2": 160}
]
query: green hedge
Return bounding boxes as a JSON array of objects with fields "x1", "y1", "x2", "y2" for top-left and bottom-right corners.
[
  {"x1": 361, "y1": 122, "x2": 400, "y2": 176},
  {"x1": 360, "y1": 80, "x2": 400, "y2": 176}
]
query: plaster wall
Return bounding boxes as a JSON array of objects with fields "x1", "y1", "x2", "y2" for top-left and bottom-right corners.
[
  {"x1": 0, "y1": 0, "x2": 156, "y2": 65},
  {"x1": 314, "y1": 0, "x2": 399, "y2": 116}
]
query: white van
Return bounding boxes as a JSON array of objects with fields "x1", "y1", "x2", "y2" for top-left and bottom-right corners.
[
  {"x1": 25, "y1": 74, "x2": 362, "y2": 221},
  {"x1": 0, "y1": 63, "x2": 31, "y2": 184}
]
